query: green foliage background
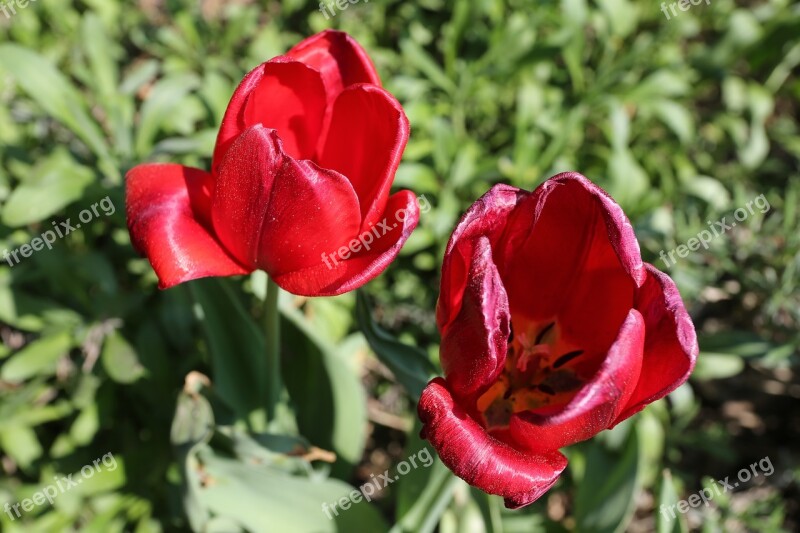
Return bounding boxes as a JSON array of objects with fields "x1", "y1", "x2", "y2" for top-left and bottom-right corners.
[{"x1": 0, "y1": 0, "x2": 798, "y2": 531}]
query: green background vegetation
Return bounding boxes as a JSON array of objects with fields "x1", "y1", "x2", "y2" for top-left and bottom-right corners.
[{"x1": 0, "y1": 0, "x2": 798, "y2": 531}]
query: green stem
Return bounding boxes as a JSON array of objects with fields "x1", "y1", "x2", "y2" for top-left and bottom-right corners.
[{"x1": 264, "y1": 275, "x2": 281, "y2": 421}]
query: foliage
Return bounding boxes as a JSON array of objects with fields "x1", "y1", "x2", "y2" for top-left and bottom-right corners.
[{"x1": 0, "y1": 0, "x2": 798, "y2": 531}]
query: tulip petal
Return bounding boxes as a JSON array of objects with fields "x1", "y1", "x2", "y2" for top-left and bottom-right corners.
[
  {"x1": 437, "y1": 184, "x2": 521, "y2": 332},
  {"x1": 509, "y1": 309, "x2": 645, "y2": 453},
  {"x1": 255, "y1": 155, "x2": 362, "y2": 282},
  {"x1": 212, "y1": 125, "x2": 361, "y2": 283},
  {"x1": 212, "y1": 59, "x2": 327, "y2": 173},
  {"x1": 419, "y1": 378, "x2": 568, "y2": 509},
  {"x1": 287, "y1": 29, "x2": 381, "y2": 102},
  {"x1": 317, "y1": 84, "x2": 409, "y2": 228},
  {"x1": 439, "y1": 236, "x2": 510, "y2": 401},
  {"x1": 270, "y1": 189, "x2": 419, "y2": 296},
  {"x1": 614, "y1": 263, "x2": 698, "y2": 422},
  {"x1": 555, "y1": 265, "x2": 636, "y2": 370},
  {"x1": 126, "y1": 163, "x2": 251, "y2": 289},
  {"x1": 497, "y1": 172, "x2": 645, "y2": 323}
]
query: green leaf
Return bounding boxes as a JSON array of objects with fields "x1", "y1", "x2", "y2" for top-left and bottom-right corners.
[
  {"x1": 0, "y1": 424, "x2": 43, "y2": 468},
  {"x1": 101, "y1": 331, "x2": 146, "y2": 384},
  {"x1": 134, "y1": 73, "x2": 199, "y2": 157},
  {"x1": 738, "y1": 85, "x2": 773, "y2": 169},
  {"x1": 608, "y1": 148, "x2": 649, "y2": 208},
  {"x1": 282, "y1": 304, "x2": 368, "y2": 478},
  {"x1": 657, "y1": 470, "x2": 689, "y2": 533},
  {"x1": 220, "y1": 427, "x2": 309, "y2": 473},
  {"x1": 392, "y1": 460, "x2": 456, "y2": 533},
  {"x1": 189, "y1": 279, "x2": 268, "y2": 431},
  {"x1": 1, "y1": 149, "x2": 94, "y2": 227},
  {"x1": 574, "y1": 428, "x2": 641, "y2": 533},
  {"x1": 170, "y1": 391, "x2": 214, "y2": 450},
  {"x1": 400, "y1": 39, "x2": 456, "y2": 94},
  {"x1": 638, "y1": 411, "x2": 665, "y2": 488},
  {"x1": 82, "y1": 13, "x2": 133, "y2": 160},
  {"x1": 698, "y1": 331, "x2": 771, "y2": 358},
  {"x1": 191, "y1": 447, "x2": 389, "y2": 532},
  {"x1": 395, "y1": 163, "x2": 440, "y2": 193},
  {"x1": 355, "y1": 291, "x2": 436, "y2": 401},
  {"x1": 394, "y1": 420, "x2": 457, "y2": 533},
  {"x1": 69, "y1": 402, "x2": 100, "y2": 445},
  {"x1": 1, "y1": 331, "x2": 72, "y2": 382},
  {"x1": 81, "y1": 13, "x2": 119, "y2": 104},
  {"x1": 470, "y1": 490, "x2": 504, "y2": 533},
  {"x1": 653, "y1": 100, "x2": 695, "y2": 144},
  {"x1": 0, "y1": 44, "x2": 118, "y2": 181},
  {"x1": 692, "y1": 353, "x2": 745, "y2": 380},
  {"x1": 683, "y1": 176, "x2": 731, "y2": 211},
  {"x1": 120, "y1": 59, "x2": 159, "y2": 95}
]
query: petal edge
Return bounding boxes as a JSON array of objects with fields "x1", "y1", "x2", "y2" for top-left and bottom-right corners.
[
  {"x1": 419, "y1": 378, "x2": 568, "y2": 509},
  {"x1": 126, "y1": 163, "x2": 251, "y2": 289}
]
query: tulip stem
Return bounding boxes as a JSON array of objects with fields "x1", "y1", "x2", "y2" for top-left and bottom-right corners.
[{"x1": 264, "y1": 275, "x2": 282, "y2": 421}]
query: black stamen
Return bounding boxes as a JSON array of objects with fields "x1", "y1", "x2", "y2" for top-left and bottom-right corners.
[
  {"x1": 535, "y1": 322, "x2": 555, "y2": 344},
  {"x1": 538, "y1": 384, "x2": 556, "y2": 395},
  {"x1": 508, "y1": 322, "x2": 514, "y2": 343},
  {"x1": 553, "y1": 350, "x2": 584, "y2": 369},
  {"x1": 503, "y1": 388, "x2": 513, "y2": 399}
]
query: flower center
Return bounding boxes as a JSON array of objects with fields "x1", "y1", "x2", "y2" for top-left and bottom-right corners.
[{"x1": 476, "y1": 319, "x2": 587, "y2": 431}]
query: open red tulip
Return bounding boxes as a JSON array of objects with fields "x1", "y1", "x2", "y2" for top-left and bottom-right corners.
[
  {"x1": 418, "y1": 172, "x2": 698, "y2": 509},
  {"x1": 126, "y1": 30, "x2": 418, "y2": 296}
]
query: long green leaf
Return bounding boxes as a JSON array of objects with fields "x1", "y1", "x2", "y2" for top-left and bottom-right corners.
[
  {"x1": 356, "y1": 291, "x2": 436, "y2": 401},
  {"x1": 657, "y1": 470, "x2": 689, "y2": 533},
  {"x1": 393, "y1": 419, "x2": 457, "y2": 533},
  {"x1": 574, "y1": 427, "x2": 641, "y2": 533},
  {"x1": 282, "y1": 304, "x2": 368, "y2": 479},
  {"x1": 189, "y1": 279, "x2": 268, "y2": 431},
  {"x1": 192, "y1": 448, "x2": 389, "y2": 532}
]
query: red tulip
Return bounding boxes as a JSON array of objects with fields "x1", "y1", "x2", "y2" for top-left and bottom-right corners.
[
  {"x1": 418, "y1": 173, "x2": 697, "y2": 508},
  {"x1": 126, "y1": 31, "x2": 418, "y2": 296}
]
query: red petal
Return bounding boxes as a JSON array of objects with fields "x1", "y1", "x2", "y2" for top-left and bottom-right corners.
[
  {"x1": 271, "y1": 189, "x2": 420, "y2": 296},
  {"x1": 439, "y1": 237, "x2": 510, "y2": 401},
  {"x1": 614, "y1": 263, "x2": 698, "y2": 422},
  {"x1": 211, "y1": 125, "x2": 361, "y2": 287},
  {"x1": 317, "y1": 84, "x2": 409, "y2": 228},
  {"x1": 437, "y1": 184, "x2": 521, "y2": 333},
  {"x1": 509, "y1": 309, "x2": 645, "y2": 453},
  {"x1": 556, "y1": 266, "x2": 637, "y2": 365},
  {"x1": 418, "y1": 378, "x2": 568, "y2": 509},
  {"x1": 126, "y1": 163, "x2": 250, "y2": 289},
  {"x1": 287, "y1": 29, "x2": 381, "y2": 102},
  {"x1": 212, "y1": 59, "x2": 327, "y2": 174},
  {"x1": 497, "y1": 172, "x2": 645, "y2": 323}
]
